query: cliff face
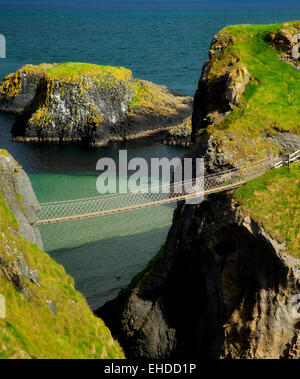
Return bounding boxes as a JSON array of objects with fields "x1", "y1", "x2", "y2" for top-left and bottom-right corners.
[
  {"x1": 97, "y1": 22, "x2": 300, "y2": 359},
  {"x1": 191, "y1": 22, "x2": 300, "y2": 173},
  {"x1": 0, "y1": 149, "x2": 43, "y2": 249},
  {"x1": 99, "y1": 193, "x2": 300, "y2": 359},
  {"x1": 0, "y1": 63, "x2": 192, "y2": 147},
  {"x1": 0, "y1": 149, "x2": 124, "y2": 359}
]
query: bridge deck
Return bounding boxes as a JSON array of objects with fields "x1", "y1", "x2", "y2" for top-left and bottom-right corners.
[{"x1": 36, "y1": 151, "x2": 299, "y2": 225}]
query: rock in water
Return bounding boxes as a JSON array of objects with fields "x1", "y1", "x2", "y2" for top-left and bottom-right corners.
[{"x1": 0, "y1": 63, "x2": 192, "y2": 146}]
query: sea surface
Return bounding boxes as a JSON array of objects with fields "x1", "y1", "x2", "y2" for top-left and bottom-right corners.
[{"x1": 1, "y1": 1, "x2": 300, "y2": 309}]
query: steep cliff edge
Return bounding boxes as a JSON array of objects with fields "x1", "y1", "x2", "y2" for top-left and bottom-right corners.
[
  {"x1": 97, "y1": 22, "x2": 300, "y2": 359},
  {"x1": 0, "y1": 149, "x2": 43, "y2": 249},
  {"x1": 98, "y1": 163, "x2": 300, "y2": 359},
  {"x1": 0, "y1": 150, "x2": 124, "y2": 359},
  {"x1": 0, "y1": 63, "x2": 192, "y2": 146},
  {"x1": 191, "y1": 21, "x2": 300, "y2": 172}
]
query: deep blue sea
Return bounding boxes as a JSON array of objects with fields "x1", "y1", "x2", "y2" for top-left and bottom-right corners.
[
  {"x1": 1, "y1": 1, "x2": 300, "y2": 95},
  {"x1": 1, "y1": 1, "x2": 300, "y2": 309}
]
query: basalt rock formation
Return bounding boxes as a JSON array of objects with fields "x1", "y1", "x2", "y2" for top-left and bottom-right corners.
[
  {"x1": 0, "y1": 63, "x2": 192, "y2": 147},
  {"x1": 97, "y1": 22, "x2": 300, "y2": 359}
]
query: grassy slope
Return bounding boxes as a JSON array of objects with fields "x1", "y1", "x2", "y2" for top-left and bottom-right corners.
[
  {"x1": 203, "y1": 22, "x2": 300, "y2": 258},
  {"x1": 205, "y1": 21, "x2": 300, "y2": 159},
  {"x1": 234, "y1": 162, "x2": 300, "y2": 258},
  {"x1": 0, "y1": 189, "x2": 124, "y2": 359},
  {"x1": 46, "y1": 62, "x2": 132, "y2": 82}
]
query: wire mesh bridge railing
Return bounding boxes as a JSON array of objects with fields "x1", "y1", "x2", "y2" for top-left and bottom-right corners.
[{"x1": 37, "y1": 151, "x2": 299, "y2": 225}]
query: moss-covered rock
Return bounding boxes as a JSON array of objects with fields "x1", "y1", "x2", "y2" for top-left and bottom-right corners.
[
  {"x1": 192, "y1": 21, "x2": 300, "y2": 172},
  {"x1": 163, "y1": 117, "x2": 192, "y2": 147},
  {"x1": 0, "y1": 63, "x2": 192, "y2": 146}
]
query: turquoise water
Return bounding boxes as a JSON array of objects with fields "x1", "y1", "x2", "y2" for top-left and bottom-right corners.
[
  {"x1": 1, "y1": 2, "x2": 300, "y2": 308},
  {"x1": 0, "y1": 113, "x2": 186, "y2": 309},
  {"x1": 38, "y1": 208, "x2": 176, "y2": 308}
]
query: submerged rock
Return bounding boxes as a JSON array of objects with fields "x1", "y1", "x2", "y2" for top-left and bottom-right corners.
[{"x1": 0, "y1": 63, "x2": 192, "y2": 146}]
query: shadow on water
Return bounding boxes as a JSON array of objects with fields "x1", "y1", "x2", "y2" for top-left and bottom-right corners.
[
  {"x1": 46, "y1": 225, "x2": 171, "y2": 310},
  {"x1": 38, "y1": 204, "x2": 177, "y2": 309}
]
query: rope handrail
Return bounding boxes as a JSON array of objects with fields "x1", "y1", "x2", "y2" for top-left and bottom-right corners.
[
  {"x1": 39, "y1": 155, "x2": 277, "y2": 206},
  {"x1": 37, "y1": 150, "x2": 300, "y2": 224}
]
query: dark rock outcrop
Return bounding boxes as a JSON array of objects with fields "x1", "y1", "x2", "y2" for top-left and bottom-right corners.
[
  {"x1": 163, "y1": 117, "x2": 192, "y2": 147},
  {"x1": 98, "y1": 195, "x2": 300, "y2": 359},
  {"x1": 192, "y1": 52, "x2": 250, "y2": 140},
  {"x1": 0, "y1": 65, "x2": 49, "y2": 114}
]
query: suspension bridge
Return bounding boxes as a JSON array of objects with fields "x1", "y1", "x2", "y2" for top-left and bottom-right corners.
[{"x1": 36, "y1": 150, "x2": 300, "y2": 225}]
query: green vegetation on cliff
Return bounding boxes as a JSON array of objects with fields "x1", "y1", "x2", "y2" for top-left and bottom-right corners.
[
  {"x1": 234, "y1": 162, "x2": 300, "y2": 257},
  {"x1": 0, "y1": 186, "x2": 124, "y2": 359},
  {"x1": 46, "y1": 62, "x2": 132, "y2": 82},
  {"x1": 204, "y1": 21, "x2": 300, "y2": 159}
]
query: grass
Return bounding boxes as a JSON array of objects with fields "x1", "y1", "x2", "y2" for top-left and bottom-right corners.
[
  {"x1": 0, "y1": 191, "x2": 124, "y2": 359},
  {"x1": 203, "y1": 21, "x2": 300, "y2": 160},
  {"x1": 0, "y1": 149, "x2": 9, "y2": 156},
  {"x1": 46, "y1": 62, "x2": 133, "y2": 82},
  {"x1": 234, "y1": 162, "x2": 300, "y2": 257}
]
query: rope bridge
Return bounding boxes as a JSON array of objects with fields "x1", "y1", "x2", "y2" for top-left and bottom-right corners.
[{"x1": 37, "y1": 151, "x2": 300, "y2": 225}]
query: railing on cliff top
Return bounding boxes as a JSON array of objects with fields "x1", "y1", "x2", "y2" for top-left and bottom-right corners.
[{"x1": 37, "y1": 150, "x2": 300, "y2": 225}]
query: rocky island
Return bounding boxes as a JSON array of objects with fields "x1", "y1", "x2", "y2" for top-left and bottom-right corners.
[
  {"x1": 0, "y1": 63, "x2": 192, "y2": 147},
  {"x1": 97, "y1": 22, "x2": 300, "y2": 359}
]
